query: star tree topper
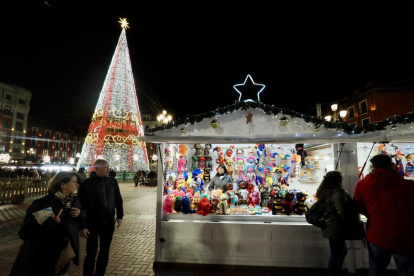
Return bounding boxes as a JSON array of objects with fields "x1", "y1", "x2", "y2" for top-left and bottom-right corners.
[
  {"x1": 233, "y1": 74, "x2": 266, "y2": 102},
  {"x1": 119, "y1": 18, "x2": 130, "y2": 29}
]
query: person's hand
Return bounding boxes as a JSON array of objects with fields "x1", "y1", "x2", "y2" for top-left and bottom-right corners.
[
  {"x1": 79, "y1": 228, "x2": 90, "y2": 238},
  {"x1": 116, "y1": 219, "x2": 122, "y2": 229},
  {"x1": 50, "y1": 209, "x2": 63, "y2": 223},
  {"x1": 70, "y1": 207, "x2": 81, "y2": 218}
]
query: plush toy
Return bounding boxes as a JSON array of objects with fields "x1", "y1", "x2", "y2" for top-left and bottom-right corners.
[
  {"x1": 236, "y1": 157, "x2": 245, "y2": 179},
  {"x1": 255, "y1": 144, "x2": 266, "y2": 159},
  {"x1": 174, "y1": 196, "x2": 182, "y2": 213},
  {"x1": 213, "y1": 146, "x2": 225, "y2": 169},
  {"x1": 191, "y1": 155, "x2": 199, "y2": 171},
  {"x1": 295, "y1": 191, "x2": 308, "y2": 215},
  {"x1": 210, "y1": 190, "x2": 221, "y2": 214},
  {"x1": 256, "y1": 155, "x2": 266, "y2": 173},
  {"x1": 283, "y1": 191, "x2": 295, "y2": 216},
  {"x1": 176, "y1": 178, "x2": 187, "y2": 191},
  {"x1": 250, "y1": 190, "x2": 260, "y2": 207},
  {"x1": 190, "y1": 194, "x2": 200, "y2": 213},
  {"x1": 202, "y1": 168, "x2": 211, "y2": 183},
  {"x1": 272, "y1": 192, "x2": 283, "y2": 215},
  {"x1": 261, "y1": 206, "x2": 269, "y2": 213},
  {"x1": 405, "y1": 153, "x2": 414, "y2": 178},
  {"x1": 198, "y1": 156, "x2": 206, "y2": 170},
  {"x1": 204, "y1": 144, "x2": 212, "y2": 156},
  {"x1": 225, "y1": 148, "x2": 234, "y2": 160},
  {"x1": 236, "y1": 180, "x2": 249, "y2": 205},
  {"x1": 218, "y1": 193, "x2": 230, "y2": 215},
  {"x1": 248, "y1": 204, "x2": 256, "y2": 215},
  {"x1": 259, "y1": 185, "x2": 270, "y2": 208},
  {"x1": 246, "y1": 167, "x2": 256, "y2": 185},
  {"x1": 190, "y1": 168, "x2": 204, "y2": 192},
  {"x1": 163, "y1": 195, "x2": 174, "y2": 215},
  {"x1": 255, "y1": 205, "x2": 262, "y2": 215},
  {"x1": 179, "y1": 144, "x2": 188, "y2": 157},
  {"x1": 181, "y1": 196, "x2": 191, "y2": 214},
  {"x1": 177, "y1": 157, "x2": 187, "y2": 174},
  {"x1": 194, "y1": 144, "x2": 202, "y2": 156},
  {"x1": 295, "y1": 144, "x2": 307, "y2": 167},
  {"x1": 205, "y1": 156, "x2": 213, "y2": 170},
  {"x1": 196, "y1": 197, "x2": 211, "y2": 216},
  {"x1": 245, "y1": 156, "x2": 256, "y2": 173},
  {"x1": 226, "y1": 159, "x2": 234, "y2": 180}
]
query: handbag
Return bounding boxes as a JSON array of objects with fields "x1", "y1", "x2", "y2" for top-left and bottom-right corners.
[
  {"x1": 343, "y1": 194, "x2": 366, "y2": 240},
  {"x1": 55, "y1": 239, "x2": 76, "y2": 271},
  {"x1": 305, "y1": 201, "x2": 326, "y2": 228}
]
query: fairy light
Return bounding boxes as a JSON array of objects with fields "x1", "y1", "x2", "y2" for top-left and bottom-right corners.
[
  {"x1": 233, "y1": 74, "x2": 266, "y2": 102},
  {"x1": 77, "y1": 22, "x2": 149, "y2": 172}
]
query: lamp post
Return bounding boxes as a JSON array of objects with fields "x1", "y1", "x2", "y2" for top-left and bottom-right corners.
[
  {"x1": 325, "y1": 103, "x2": 347, "y2": 122},
  {"x1": 75, "y1": 152, "x2": 81, "y2": 164},
  {"x1": 26, "y1": 148, "x2": 35, "y2": 163},
  {"x1": 157, "y1": 110, "x2": 172, "y2": 125}
]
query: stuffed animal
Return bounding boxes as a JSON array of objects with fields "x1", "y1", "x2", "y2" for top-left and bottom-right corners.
[
  {"x1": 202, "y1": 168, "x2": 211, "y2": 183},
  {"x1": 205, "y1": 156, "x2": 213, "y2": 170},
  {"x1": 236, "y1": 157, "x2": 245, "y2": 179},
  {"x1": 272, "y1": 192, "x2": 283, "y2": 215},
  {"x1": 204, "y1": 144, "x2": 212, "y2": 156},
  {"x1": 283, "y1": 191, "x2": 295, "y2": 216},
  {"x1": 259, "y1": 185, "x2": 270, "y2": 208},
  {"x1": 190, "y1": 194, "x2": 200, "y2": 213},
  {"x1": 198, "y1": 156, "x2": 206, "y2": 170},
  {"x1": 226, "y1": 159, "x2": 234, "y2": 180},
  {"x1": 177, "y1": 157, "x2": 187, "y2": 174},
  {"x1": 295, "y1": 191, "x2": 308, "y2": 215},
  {"x1": 179, "y1": 144, "x2": 188, "y2": 157},
  {"x1": 218, "y1": 193, "x2": 230, "y2": 215},
  {"x1": 176, "y1": 179, "x2": 187, "y2": 191},
  {"x1": 210, "y1": 192, "x2": 220, "y2": 214},
  {"x1": 191, "y1": 155, "x2": 199, "y2": 171},
  {"x1": 190, "y1": 168, "x2": 204, "y2": 192},
  {"x1": 163, "y1": 195, "x2": 174, "y2": 215},
  {"x1": 174, "y1": 196, "x2": 182, "y2": 213},
  {"x1": 248, "y1": 204, "x2": 256, "y2": 215},
  {"x1": 194, "y1": 144, "x2": 202, "y2": 156},
  {"x1": 246, "y1": 167, "x2": 256, "y2": 185},
  {"x1": 255, "y1": 205, "x2": 262, "y2": 215},
  {"x1": 251, "y1": 191, "x2": 260, "y2": 207},
  {"x1": 196, "y1": 197, "x2": 211, "y2": 216},
  {"x1": 245, "y1": 156, "x2": 256, "y2": 174},
  {"x1": 261, "y1": 206, "x2": 269, "y2": 213},
  {"x1": 406, "y1": 153, "x2": 414, "y2": 178},
  {"x1": 236, "y1": 180, "x2": 249, "y2": 205},
  {"x1": 391, "y1": 150, "x2": 405, "y2": 176},
  {"x1": 181, "y1": 195, "x2": 191, "y2": 214}
]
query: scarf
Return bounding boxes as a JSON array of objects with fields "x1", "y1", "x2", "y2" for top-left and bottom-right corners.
[{"x1": 54, "y1": 191, "x2": 73, "y2": 209}]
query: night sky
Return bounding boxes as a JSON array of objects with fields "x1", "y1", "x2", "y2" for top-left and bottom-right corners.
[{"x1": 2, "y1": 2, "x2": 414, "y2": 133}]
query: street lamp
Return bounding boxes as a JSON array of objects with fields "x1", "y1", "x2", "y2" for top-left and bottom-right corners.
[
  {"x1": 157, "y1": 110, "x2": 172, "y2": 125},
  {"x1": 325, "y1": 103, "x2": 347, "y2": 122}
]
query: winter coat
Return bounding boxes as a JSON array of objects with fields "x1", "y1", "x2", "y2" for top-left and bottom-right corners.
[
  {"x1": 208, "y1": 174, "x2": 232, "y2": 192},
  {"x1": 320, "y1": 187, "x2": 353, "y2": 239},
  {"x1": 10, "y1": 193, "x2": 84, "y2": 276},
  {"x1": 353, "y1": 168, "x2": 414, "y2": 254},
  {"x1": 78, "y1": 175, "x2": 124, "y2": 228}
]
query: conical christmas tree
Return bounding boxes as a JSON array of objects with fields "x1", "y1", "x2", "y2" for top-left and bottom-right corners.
[{"x1": 77, "y1": 19, "x2": 149, "y2": 172}]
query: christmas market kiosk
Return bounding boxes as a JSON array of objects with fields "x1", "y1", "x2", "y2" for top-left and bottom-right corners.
[{"x1": 144, "y1": 99, "x2": 414, "y2": 273}]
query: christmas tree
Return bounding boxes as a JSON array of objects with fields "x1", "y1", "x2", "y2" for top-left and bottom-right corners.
[{"x1": 77, "y1": 19, "x2": 149, "y2": 172}]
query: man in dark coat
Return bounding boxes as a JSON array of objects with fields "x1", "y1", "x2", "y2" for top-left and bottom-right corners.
[{"x1": 78, "y1": 159, "x2": 124, "y2": 276}]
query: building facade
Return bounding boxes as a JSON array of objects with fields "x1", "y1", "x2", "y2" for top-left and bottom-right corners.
[
  {"x1": 25, "y1": 117, "x2": 85, "y2": 165},
  {"x1": 141, "y1": 112, "x2": 158, "y2": 135},
  {"x1": 0, "y1": 83, "x2": 31, "y2": 164},
  {"x1": 324, "y1": 88, "x2": 414, "y2": 127}
]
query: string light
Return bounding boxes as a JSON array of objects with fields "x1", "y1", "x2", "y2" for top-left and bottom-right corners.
[{"x1": 233, "y1": 74, "x2": 266, "y2": 102}]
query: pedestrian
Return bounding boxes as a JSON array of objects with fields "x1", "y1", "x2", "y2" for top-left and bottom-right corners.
[
  {"x1": 77, "y1": 167, "x2": 87, "y2": 183},
  {"x1": 353, "y1": 154, "x2": 414, "y2": 275},
  {"x1": 208, "y1": 164, "x2": 232, "y2": 192},
  {"x1": 78, "y1": 159, "x2": 124, "y2": 276},
  {"x1": 10, "y1": 171, "x2": 83, "y2": 276},
  {"x1": 315, "y1": 171, "x2": 352, "y2": 276},
  {"x1": 109, "y1": 168, "x2": 117, "y2": 178}
]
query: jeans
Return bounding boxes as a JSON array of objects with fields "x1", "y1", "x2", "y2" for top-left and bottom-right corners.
[
  {"x1": 83, "y1": 222, "x2": 115, "y2": 276},
  {"x1": 368, "y1": 242, "x2": 414, "y2": 276},
  {"x1": 329, "y1": 239, "x2": 347, "y2": 276}
]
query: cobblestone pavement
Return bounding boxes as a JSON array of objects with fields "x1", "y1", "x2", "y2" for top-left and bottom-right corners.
[{"x1": 0, "y1": 182, "x2": 157, "y2": 276}]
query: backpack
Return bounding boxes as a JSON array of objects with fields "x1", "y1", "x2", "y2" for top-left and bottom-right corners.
[{"x1": 343, "y1": 193, "x2": 366, "y2": 240}]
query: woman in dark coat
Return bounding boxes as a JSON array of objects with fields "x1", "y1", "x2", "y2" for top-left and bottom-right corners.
[
  {"x1": 208, "y1": 164, "x2": 232, "y2": 192},
  {"x1": 10, "y1": 171, "x2": 84, "y2": 276},
  {"x1": 316, "y1": 171, "x2": 352, "y2": 276}
]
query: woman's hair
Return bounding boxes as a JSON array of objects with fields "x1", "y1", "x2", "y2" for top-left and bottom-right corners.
[
  {"x1": 48, "y1": 171, "x2": 78, "y2": 193},
  {"x1": 215, "y1": 164, "x2": 228, "y2": 176},
  {"x1": 316, "y1": 171, "x2": 343, "y2": 204}
]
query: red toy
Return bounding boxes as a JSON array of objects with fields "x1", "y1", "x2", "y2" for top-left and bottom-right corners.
[{"x1": 196, "y1": 197, "x2": 211, "y2": 216}]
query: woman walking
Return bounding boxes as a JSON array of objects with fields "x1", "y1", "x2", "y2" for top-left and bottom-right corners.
[{"x1": 10, "y1": 171, "x2": 84, "y2": 276}]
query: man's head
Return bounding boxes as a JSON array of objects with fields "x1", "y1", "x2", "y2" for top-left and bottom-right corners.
[
  {"x1": 370, "y1": 154, "x2": 393, "y2": 170},
  {"x1": 94, "y1": 159, "x2": 110, "y2": 177}
]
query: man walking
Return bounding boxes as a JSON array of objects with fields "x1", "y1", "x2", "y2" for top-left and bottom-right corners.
[
  {"x1": 353, "y1": 154, "x2": 414, "y2": 275},
  {"x1": 78, "y1": 159, "x2": 124, "y2": 276}
]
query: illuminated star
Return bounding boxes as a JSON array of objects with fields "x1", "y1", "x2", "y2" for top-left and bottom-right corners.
[
  {"x1": 246, "y1": 111, "x2": 253, "y2": 124},
  {"x1": 119, "y1": 18, "x2": 130, "y2": 29},
  {"x1": 233, "y1": 74, "x2": 266, "y2": 102}
]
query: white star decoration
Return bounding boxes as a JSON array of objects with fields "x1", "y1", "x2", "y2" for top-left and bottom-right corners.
[{"x1": 233, "y1": 74, "x2": 266, "y2": 102}]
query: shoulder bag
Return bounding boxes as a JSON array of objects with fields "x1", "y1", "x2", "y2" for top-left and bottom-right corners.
[
  {"x1": 305, "y1": 201, "x2": 326, "y2": 228},
  {"x1": 55, "y1": 239, "x2": 76, "y2": 271}
]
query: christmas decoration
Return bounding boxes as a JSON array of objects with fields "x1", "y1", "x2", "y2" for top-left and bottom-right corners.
[
  {"x1": 77, "y1": 20, "x2": 149, "y2": 172},
  {"x1": 279, "y1": 116, "x2": 289, "y2": 126},
  {"x1": 180, "y1": 127, "x2": 186, "y2": 134},
  {"x1": 149, "y1": 100, "x2": 414, "y2": 135},
  {"x1": 211, "y1": 119, "x2": 220, "y2": 129},
  {"x1": 233, "y1": 74, "x2": 266, "y2": 102},
  {"x1": 246, "y1": 111, "x2": 253, "y2": 124},
  {"x1": 391, "y1": 125, "x2": 398, "y2": 131}
]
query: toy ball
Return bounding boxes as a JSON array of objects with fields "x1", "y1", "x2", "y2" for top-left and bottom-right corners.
[
  {"x1": 278, "y1": 116, "x2": 289, "y2": 126},
  {"x1": 180, "y1": 127, "x2": 186, "y2": 133},
  {"x1": 211, "y1": 119, "x2": 220, "y2": 129}
]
